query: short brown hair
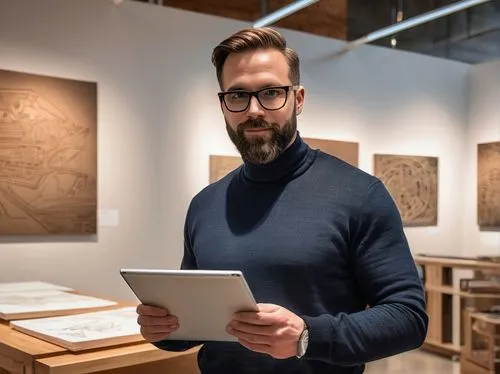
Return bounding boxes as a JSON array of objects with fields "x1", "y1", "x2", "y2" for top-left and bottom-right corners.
[{"x1": 211, "y1": 27, "x2": 300, "y2": 89}]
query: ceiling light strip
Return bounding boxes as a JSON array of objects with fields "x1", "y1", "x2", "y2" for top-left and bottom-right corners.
[
  {"x1": 253, "y1": 0, "x2": 320, "y2": 28},
  {"x1": 345, "y1": 0, "x2": 492, "y2": 50}
]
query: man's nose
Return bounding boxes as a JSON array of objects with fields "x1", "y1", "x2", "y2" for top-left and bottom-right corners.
[{"x1": 247, "y1": 95, "x2": 265, "y2": 117}]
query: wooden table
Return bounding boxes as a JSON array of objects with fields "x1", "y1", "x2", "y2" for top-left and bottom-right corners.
[
  {"x1": 0, "y1": 321, "x2": 66, "y2": 374},
  {"x1": 35, "y1": 344, "x2": 200, "y2": 374},
  {"x1": 0, "y1": 320, "x2": 200, "y2": 374}
]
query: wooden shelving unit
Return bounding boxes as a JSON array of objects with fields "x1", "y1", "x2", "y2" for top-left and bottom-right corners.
[
  {"x1": 415, "y1": 254, "x2": 500, "y2": 360},
  {"x1": 461, "y1": 310, "x2": 500, "y2": 373}
]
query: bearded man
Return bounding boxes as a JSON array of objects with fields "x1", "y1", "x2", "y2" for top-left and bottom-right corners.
[{"x1": 136, "y1": 27, "x2": 428, "y2": 374}]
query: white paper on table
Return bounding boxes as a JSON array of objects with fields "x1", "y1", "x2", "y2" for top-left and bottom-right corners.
[
  {"x1": 0, "y1": 290, "x2": 117, "y2": 314},
  {"x1": 0, "y1": 281, "x2": 73, "y2": 293},
  {"x1": 11, "y1": 307, "x2": 140, "y2": 343}
]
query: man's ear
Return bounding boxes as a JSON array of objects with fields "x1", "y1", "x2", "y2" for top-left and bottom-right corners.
[{"x1": 295, "y1": 86, "x2": 305, "y2": 116}]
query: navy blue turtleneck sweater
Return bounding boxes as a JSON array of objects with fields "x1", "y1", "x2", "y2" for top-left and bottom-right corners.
[{"x1": 154, "y1": 133, "x2": 428, "y2": 374}]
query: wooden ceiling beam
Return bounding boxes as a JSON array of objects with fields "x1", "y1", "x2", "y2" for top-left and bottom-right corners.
[{"x1": 161, "y1": 0, "x2": 348, "y2": 40}]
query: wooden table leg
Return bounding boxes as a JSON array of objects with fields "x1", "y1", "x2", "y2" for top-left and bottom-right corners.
[
  {"x1": 23, "y1": 362, "x2": 34, "y2": 374},
  {"x1": 0, "y1": 354, "x2": 26, "y2": 374}
]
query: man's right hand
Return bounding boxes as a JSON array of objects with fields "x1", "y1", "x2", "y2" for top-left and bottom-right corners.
[{"x1": 136, "y1": 304, "x2": 180, "y2": 343}]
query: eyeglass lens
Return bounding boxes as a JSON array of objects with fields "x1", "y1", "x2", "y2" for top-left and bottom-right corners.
[{"x1": 224, "y1": 87, "x2": 288, "y2": 111}]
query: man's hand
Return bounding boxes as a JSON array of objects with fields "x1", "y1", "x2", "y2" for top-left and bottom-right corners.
[
  {"x1": 226, "y1": 303, "x2": 305, "y2": 359},
  {"x1": 136, "y1": 304, "x2": 179, "y2": 343}
]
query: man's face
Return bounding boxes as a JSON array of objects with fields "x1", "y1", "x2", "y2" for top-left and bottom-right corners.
[{"x1": 219, "y1": 48, "x2": 305, "y2": 164}]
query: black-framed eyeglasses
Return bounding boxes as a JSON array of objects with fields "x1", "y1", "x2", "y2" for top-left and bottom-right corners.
[{"x1": 218, "y1": 85, "x2": 300, "y2": 113}]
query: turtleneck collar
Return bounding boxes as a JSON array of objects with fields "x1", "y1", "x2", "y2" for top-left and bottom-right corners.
[{"x1": 241, "y1": 132, "x2": 315, "y2": 184}]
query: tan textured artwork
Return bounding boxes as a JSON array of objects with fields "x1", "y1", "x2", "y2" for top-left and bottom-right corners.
[
  {"x1": 209, "y1": 155, "x2": 242, "y2": 183},
  {"x1": 478, "y1": 142, "x2": 500, "y2": 227},
  {"x1": 303, "y1": 137, "x2": 359, "y2": 167},
  {"x1": 209, "y1": 138, "x2": 359, "y2": 183},
  {"x1": 374, "y1": 154, "x2": 438, "y2": 226},
  {"x1": 0, "y1": 69, "x2": 97, "y2": 235}
]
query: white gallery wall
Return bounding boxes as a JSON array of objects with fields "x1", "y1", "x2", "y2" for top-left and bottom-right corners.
[
  {"x1": 462, "y1": 60, "x2": 500, "y2": 257},
  {"x1": 0, "y1": 0, "x2": 492, "y2": 301}
]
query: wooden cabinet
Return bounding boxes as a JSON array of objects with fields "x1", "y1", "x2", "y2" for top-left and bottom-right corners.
[{"x1": 415, "y1": 255, "x2": 500, "y2": 360}]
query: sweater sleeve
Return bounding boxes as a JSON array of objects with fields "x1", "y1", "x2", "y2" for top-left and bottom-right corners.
[
  {"x1": 152, "y1": 208, "x2": 203, "y2": 353},
  {"x1": 301, "y1": 179, "x2": 428, "y2": 365}
]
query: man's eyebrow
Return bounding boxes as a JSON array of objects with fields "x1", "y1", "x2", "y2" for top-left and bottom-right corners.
[
  {"x1": 225, "y1": 86, "x2": 246, "y2": 91},
  {"x1": 225, "y1": 83, "x2": 285, "y2": 91}
]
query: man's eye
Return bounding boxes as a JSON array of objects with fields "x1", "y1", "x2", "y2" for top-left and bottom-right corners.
[
  {"x1": 262, "y1": 89, "x2": 280, "y2": 97},
  {"x1": 230, "y1": 92, "x2": 247, "y2": 100}
]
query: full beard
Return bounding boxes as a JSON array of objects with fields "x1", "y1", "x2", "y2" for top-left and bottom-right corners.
[{"x1": 226, "y1": 114, "x2": 297, "y2": 165}]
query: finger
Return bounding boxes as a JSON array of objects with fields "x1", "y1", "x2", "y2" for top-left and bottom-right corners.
[
  {"x1": 140, "y1": 322, "x2": 179, "y2": 334},
  {"x1": 141, "y1": 325, "x2": 178, "y2": 338},
  {"x1": 228, "y1": 321, "x2": 275, "y2": 336},
  {"x1": 232, "y1": 312, "x2": 281, "y2": 326},
  {"x1": 256, "y1": 303, "x2": 279, "y2": 313},
  {"x1": 227, "y1": 326, "x2": 272, "y2": 345},
  {"x1": 141, "y1": 326, "x2": 178, "y2": 335},
  {"x1": 137, "y1": 315, "x2": 178, "y2": 327},
  {"x1": 238, "y1": 338, "x2": 272, "y2": 355},
  {"x1": 137, "y1": 304, "x2": 170, "y2": 316},
  {"x1": 142, "y1": 331, "x2": 172, "y2": 343}
]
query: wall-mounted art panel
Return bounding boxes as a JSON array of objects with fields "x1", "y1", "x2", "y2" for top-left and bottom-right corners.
[
  {"x1": 209, "y1": 155, "x2": 242, "y2": 183},
  {"x1": 0, "y1": 69, "x2": 97, "y2": 235},
  {"x1": 303, "y1": 137, "x2": 359, "y2": 167},
  {"x1": 478, "y1": 141, "x2": 500, "y2": 228},
  {"x1": 374, "y1": 154, "x2": 438, "y2": 226},
  {"x1": 209, "y1": 137, "x2": 359, "y2": 183}
]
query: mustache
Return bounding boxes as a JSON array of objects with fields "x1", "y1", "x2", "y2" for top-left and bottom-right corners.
[{"x1": 237, "y1": 118, "x2": 278, "y2": 131}]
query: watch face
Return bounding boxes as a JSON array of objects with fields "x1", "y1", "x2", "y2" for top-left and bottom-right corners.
[
  {"x1": 298, "y1": 329, "x2": 309, "y2": 356},
  {"x1": 302, "y1": 329, "x2": 309, "y2": 344}
]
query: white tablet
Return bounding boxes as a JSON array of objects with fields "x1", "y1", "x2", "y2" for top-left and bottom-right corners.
[{"x1": 120, "y1": 269, "x2": 258, "y2": 342}]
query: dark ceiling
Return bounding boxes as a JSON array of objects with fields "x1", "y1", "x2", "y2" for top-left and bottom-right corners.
[
  {"x1": 349, "y1": 0, "x2": 500, "y2": 64},
  {"x1": 136, "y1": 0, "x2": 500, "y2": 64}
]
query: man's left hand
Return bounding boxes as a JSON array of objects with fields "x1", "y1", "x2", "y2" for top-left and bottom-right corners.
[{"x1": 226, "y1": 303, "x2": 305, "y2": 359}]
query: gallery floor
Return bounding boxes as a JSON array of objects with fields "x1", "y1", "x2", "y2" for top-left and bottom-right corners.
[{"x1": 365, "y1": 349, "x2": 459, "y2": 374}]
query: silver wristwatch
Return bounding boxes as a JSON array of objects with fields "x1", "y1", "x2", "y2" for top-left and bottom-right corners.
[{"x1": 296, "y1": 327, "x2": 309, "y2": 358}]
